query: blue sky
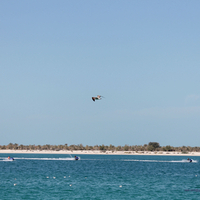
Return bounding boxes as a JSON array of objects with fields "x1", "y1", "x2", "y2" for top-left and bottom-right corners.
[{"x1": 1, "y1": 1, "x2": 200, "y2": 147}]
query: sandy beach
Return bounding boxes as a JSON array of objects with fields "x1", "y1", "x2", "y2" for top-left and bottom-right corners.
[{"x1": 0, "y1": 150, "x2": 200, "y2": 156}]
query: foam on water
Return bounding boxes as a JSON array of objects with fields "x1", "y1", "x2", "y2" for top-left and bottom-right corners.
[
  {"x1": 0, "y1": 157, "x2": 80, "y2": 161},
  {"x1": 0, "y1": 159, "x2": 15, "y2": 162},
  {"x1": 123, "y1": 159, "x2": 198, "y2": 163}
]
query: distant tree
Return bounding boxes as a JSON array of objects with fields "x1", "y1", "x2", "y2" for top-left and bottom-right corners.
[
  {"x1": 85, "y1": 145, "x2": 89, "y2": 150},
  {"x1": 7, "y1": 143, "x2": 14, "y2": 150},
  {"x1": 64, "y1": 144, "x2": 68, "y2": 150},
  {"x1": 162, "y1": 145, "x2": 174, "y2": 151},
  {"x1": 78, "y1": 144, "x2": 84, "y2": 150},
  {"x1": 138, "y1": 145, "x2": 144, "y2": 151},
  {"x1": 88, "y1": 146, "x2": 94, "y2": 150},
  {"x1": 148, "y1": 142, "x2": 160, "y2": 151},
  {"x1": 4, "y1": 142, "x2": 200, "y2": 153},
  {"x1": 109, "y1": 144, "x2": 115, "y2": 151},
  {"x1": 13, "y1": 143, "x2": 18, "y2": 150},
  {"x1": 1, "y1": 145, "x2": 6, "y2": 149},
  {"x1": 37, "y1": 145, "x2": 42, "y2": 150},
  {"x1": 93, "y1": 145, "x2": 99, "y2": 150},
  {"x1": 99, "y1": 145, "x2": 105, "y2": 151},
  {"x1": 193, "y1": 146, "x2": 200, "y2": 152},
  {"x1": 116, "y1": 146, "x2": 121, "y2": 151},
  {"x1": 69, "y1": 145, "x2": 74, "y2": 150},
  {"x1": 124, "y1": 145, "x2": 129, "y2": 151}
]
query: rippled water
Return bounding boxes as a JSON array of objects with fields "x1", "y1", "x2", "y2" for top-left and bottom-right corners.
[{"x1": 0, "y1": 154, "x2": 199, "y2": 199}]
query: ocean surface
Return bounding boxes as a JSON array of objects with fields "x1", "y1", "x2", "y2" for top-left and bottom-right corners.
[{"x1": 0, "y1": 154, "x2": 200, "y2": 200}]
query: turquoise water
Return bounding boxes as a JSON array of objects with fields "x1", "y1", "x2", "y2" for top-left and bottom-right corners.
[{"x1": 0, "y1": 154, "x2": 200, "y2": 199}]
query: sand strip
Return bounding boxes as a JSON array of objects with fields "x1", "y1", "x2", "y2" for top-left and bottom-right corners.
[{"x1": 0, "y1": 150, "x2": 199, "y2": 156}]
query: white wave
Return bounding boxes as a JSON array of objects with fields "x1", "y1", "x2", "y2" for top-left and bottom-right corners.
[
  {"x1": 14, "y1": 157, "x2": 76, "y2": 160},
  {"x1": 0, "y1": 157, "x2": 80, "y2": 161},
  {"x1": 179, "y1": 159, "x2": 198, "y2": 163},
  {"x1": 0, "y1": 159, "x2": 15, "y2": 162},
  {"x1": 123, "y1": 159, "x2": 198, "y2": 163}
]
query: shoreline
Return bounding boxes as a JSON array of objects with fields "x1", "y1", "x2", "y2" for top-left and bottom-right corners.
[{"x1": 0, "y1": 150, "x2": 199, "y2": 156}]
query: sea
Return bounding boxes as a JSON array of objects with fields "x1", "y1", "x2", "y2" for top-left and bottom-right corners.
[{"x1": 0, "y1": 154, "x2": 200, "y2": 200}]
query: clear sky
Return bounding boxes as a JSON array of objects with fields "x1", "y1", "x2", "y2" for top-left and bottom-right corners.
[{"x1": 1, "y1": 1, "x2": 200, "y2": 147}]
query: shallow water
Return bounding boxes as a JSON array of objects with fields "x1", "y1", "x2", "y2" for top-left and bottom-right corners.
[{"x1": 0, "y1": 154, "x2": 199, "y2": 199}]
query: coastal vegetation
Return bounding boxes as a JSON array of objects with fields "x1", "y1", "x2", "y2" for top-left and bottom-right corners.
[{"x1": 1, "y1": 142, "x2": 200, "y2": 153}]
